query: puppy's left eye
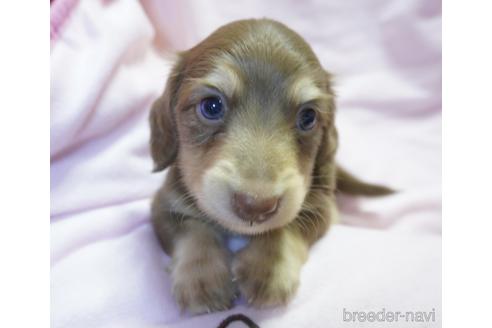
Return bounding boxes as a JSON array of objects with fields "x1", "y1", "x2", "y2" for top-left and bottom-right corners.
[
  {"x1": 296, "y1": 108, "x2": 317, "y2": 131},
  {"x1": 197, "y1": 96, "x2": 224, "y2": 121}
]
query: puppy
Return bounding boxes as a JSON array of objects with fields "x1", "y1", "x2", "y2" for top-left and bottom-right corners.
[{"x1": 149, "y1": 18, "x2": 392, "y2": 314}]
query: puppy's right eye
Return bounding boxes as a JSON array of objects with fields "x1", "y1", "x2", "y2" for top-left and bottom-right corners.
[{"x1": 197, "y1": 96, "x2": 224, "y2": 121}]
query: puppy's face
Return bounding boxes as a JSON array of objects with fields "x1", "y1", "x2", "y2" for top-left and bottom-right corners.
[{"x1": 151, "y1": 19, "x2": 337, "y2": 235}]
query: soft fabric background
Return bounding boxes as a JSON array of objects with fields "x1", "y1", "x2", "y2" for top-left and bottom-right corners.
[{"x1": 50, "y1": 0, "x2": 441, "y2": 327}]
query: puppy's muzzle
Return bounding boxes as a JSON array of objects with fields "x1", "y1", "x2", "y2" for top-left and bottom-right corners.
[{"x1": 232, "y1": 192, "x2": 281, "y2": 223}]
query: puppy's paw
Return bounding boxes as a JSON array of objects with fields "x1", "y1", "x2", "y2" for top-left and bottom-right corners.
[
  {"x1": 171, "y1": 254, "x2": 235, "y2": 314},
  {"x1": 232, "y1": 252, "x2": 300, "y2": 307},
  {"x1": 232, "y1": 231, "x2": 307, "y2": 307}
]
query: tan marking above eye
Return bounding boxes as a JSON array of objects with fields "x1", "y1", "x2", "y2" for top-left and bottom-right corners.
[
  {"x1": 288, "y1": 76, "x2": 330, "y2": 106},
  {"x1": 195, "y1": 65, "x2": 243, "y2": 100}
]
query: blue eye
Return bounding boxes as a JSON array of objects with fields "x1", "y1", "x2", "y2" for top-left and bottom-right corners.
[
  {"x1": 198, "y1": 96, "x2": 224, "y2": 121},
  {"x1": 297, "y1": 108, "x2": 317, "y2": 131}
]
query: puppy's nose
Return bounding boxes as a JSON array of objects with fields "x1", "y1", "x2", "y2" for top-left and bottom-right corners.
[{"x1": 233, "y1": 193, "x2": 280, "y2": 222}]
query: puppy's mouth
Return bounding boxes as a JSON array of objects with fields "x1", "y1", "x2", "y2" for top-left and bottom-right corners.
[
  {"x1": 239, "y1": 209, "x2": 278, "y2": 227},
  {"x1": 196, "y1": 163, "x2": 306, "y2": 235}
]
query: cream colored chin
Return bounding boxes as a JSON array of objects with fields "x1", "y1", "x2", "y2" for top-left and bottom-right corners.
[{"x1": 196, "y1": 164, "x2": 307, "y2": 235}]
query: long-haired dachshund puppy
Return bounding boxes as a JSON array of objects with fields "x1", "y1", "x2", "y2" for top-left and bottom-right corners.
[{"x1": 150, "y1": 18, "x2": 392, "y2": 314}]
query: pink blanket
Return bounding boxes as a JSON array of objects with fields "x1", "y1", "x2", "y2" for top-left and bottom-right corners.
[{"x1": 51, "y1": 0, "x2": 441, "y2": 327}]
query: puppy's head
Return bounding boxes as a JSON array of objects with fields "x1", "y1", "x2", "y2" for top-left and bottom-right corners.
[{"x1": 150, "y1": 19, "x2": 337, "y2": 235}]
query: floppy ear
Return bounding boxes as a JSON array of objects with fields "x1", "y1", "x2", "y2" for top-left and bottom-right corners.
[
  {"x1": 149, "y1": 57, "x2": 185, "y2": 172},
  {"x1": 312, "y1": 71, "x2": 338, "y2": 188}
]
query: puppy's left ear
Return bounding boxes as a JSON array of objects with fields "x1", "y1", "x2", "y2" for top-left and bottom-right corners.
[
  {"x1": 313, "y1": 71, "x2": 338, "y2": 186},
  {"x1": 149, "y1": 56, "x2": 185, "y2": 172}
]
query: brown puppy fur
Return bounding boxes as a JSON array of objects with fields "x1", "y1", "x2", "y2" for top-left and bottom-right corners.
[{"x1": 150, "y1": 19, "x2": 392, "y2": 314}]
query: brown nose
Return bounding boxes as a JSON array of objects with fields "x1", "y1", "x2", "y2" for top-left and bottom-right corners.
[{"x1": 232, "y1": 193, "x2": 280, "y2": 222}]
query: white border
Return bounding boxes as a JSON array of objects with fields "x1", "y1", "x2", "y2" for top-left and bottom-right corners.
[
  {"x1": 444, "y1": 1, "x2": 492, "y2": 327},
  {"x1": 0, "y1": 2, "x2": 49, "y2": 327}
]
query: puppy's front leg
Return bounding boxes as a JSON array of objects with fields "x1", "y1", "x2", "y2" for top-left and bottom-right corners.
[
  {"x1": 154, "y1": 214, "x2": 235, "y2": 314},
  {"x1": 232, "y1": 228, "x2": 308, "y2": 307},
  {"x1": 170, "y1": 220, "x2": 235, "y2": 313}
]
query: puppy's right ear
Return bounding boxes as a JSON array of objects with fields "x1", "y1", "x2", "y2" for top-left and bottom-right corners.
[{"x1": 149, "y1": 57, "x2": 185, "y2": 172}]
